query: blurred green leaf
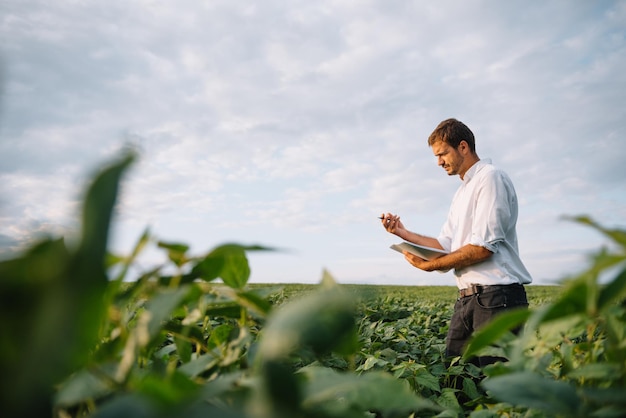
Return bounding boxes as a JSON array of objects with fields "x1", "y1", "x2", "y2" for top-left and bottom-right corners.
[
  {"x1": 579, "y1": 387, "x2": 626, "y2": 408},
  {"x1": 89, "y1": 394, "x2": 157, "y2": 418},
  {"x1": 0, "y1": 237, "x2": 69, "y2": 284},
  {"x1": 178, "y1": 352, "x2": 221, "y2": 378},
  {"x1": 192, "y1": 244, "x2": 250, "y2": 288},
  {"x1": 566, "y1": 363, "x2": 623, "y2": 380},
  {"x1": 91, "y1": 393, "x2": 248, "y2": 418},
  {"x1": 55, "y1": 368, "x2": 115, "y2": 407},
  {"x1": 209, "y1": 323, "x2": 236, "y2": 347},
  {"x1": 133, "y1": 371, "x2": 200, "y2": 407},
  {"x1": 175, "y1": 337, "x2": 193, "y2": 363},
  {"x1": 204, "y1": 303, "x2": 245, "y2": 318},
  {"x1": 261, "y1": 360, "x2": 302, "y2": 417},
  {"x1": 604, "y1": 311, "x2": 626, "y2": 364},
  {"x1": 598, "y1": 268, "x2": 626, "y2": 311},
  {"x1": 158, "y1": 240, "x2": 190, "y2": 267},
  {"x1": 482, "y1": 372, "x2": 582, "y2": 416},
  {"x1": 299, "y1": 366, "x2": 440, "y2": 416},
  {"x1": 72, "y1": 151, "x2": 135, "y2": 286},
  {"x1": 145, "y1": 287, "x2": 192, "y2": 341},
  {"x1": 233, "y1": 289, "x2": 273, "y2": 316},
  {"x1": 162, "y1": 320, "x2": 206, "y2": 345},
  {"x1": 0, "y1": 150, "x2": 134, "y2": 418},
  {"x1": 535, "y1": 314, "x2": 587, "y2": 346},
  {"x1": 537, "y1": 278, "x2": 591, "y2": 322},
  {"x1": 463, "y1": 308, "x2": 531, "y2": 360},
  {"x1": 257, "y1": 286, "x2": 356, "y2": 360}
]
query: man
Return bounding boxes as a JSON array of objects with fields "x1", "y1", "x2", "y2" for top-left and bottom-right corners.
[{"x1": 381, "y1": 118, "x2": 532, "y2": 366}]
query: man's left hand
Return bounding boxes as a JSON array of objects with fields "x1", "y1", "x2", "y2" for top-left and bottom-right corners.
[{"x1": 403, "y1": 251, "x2": 434, "y2": 271}]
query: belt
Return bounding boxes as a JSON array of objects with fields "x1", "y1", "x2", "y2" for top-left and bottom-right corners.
[{"x1": 458, "y1": 283, "x2": 522, "y2": 298}]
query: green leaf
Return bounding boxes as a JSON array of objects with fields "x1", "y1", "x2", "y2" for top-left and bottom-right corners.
[
  {"x1": 158, "y1": 240, "x2": 190, "y2": 267},
  {"x1": 579, "y1": 387, "x2": 626, "y2": 407},
  {"x1": 190, "y1": 243, "x2": 275, "y2": 288},
  {"x1": 605, "y1": 312, "x2": 626, "y2": 364},
  {"x1": 415, "y1": 370, "x2": 441, "y2": 392},
  {"x1": 565, "y1": 363, "x2": 623, "y2": 380},
  {"x1": 54, "y1": 368, "x2": 114, "y2": 407},
  {"x1": 299, "y1": 366, "x2": 440, "y2": 415},
  {"x1": 0, "y1": 151, "x2": 135, "y2": 417},
  {"x1": 89, "y1": 394, "x2": 157, "y2": 418},
  {"x1": 0, "y1": 237, "x2": 69, "y2": 285},
  {"x1": 360, "y1": 355, "x2": 387, "y2": 371},
  {"x1": 175, "y1": 337, "x2": 193, "y2": 363},
  {"x1": 192, "y1": 244, "x2": 250, "y2": 288},
  {"x1": 462, "y1": 377, "x2": 481, "y2": 400},
  {"x1": 208, "y1": 323, "x2": 236, "y2": 347},
  {"x1": 535, "y1": 278, "x2": 592, "y2": 322},
  {"x1": 72, "y1": 151, "x2": 135, "y2": 286},
  {"x1": 482, "y1": 372, "x2": 582, "y2": 415},
  {"x1": 132, "y1": 371, "x2": 200, "y2": 407},
  {"x1": 91, "y1": 393, "x2": 247, "y2": 418},
  {"x1": 436, "y1": 388, "x2": 462, "y2": 412},
  {"x1": 257, "y1": 287, "x2": 357, "y2": 360},
  {"x1": 598, "y1": 268, "x2": 626, "y2": 311},
  {"x1": 161, "y1": 320, "x2": 206, "y2": 344},
  {"x1": 197, "y1": 371, "x2": 245, "y2": 399},
  {"x1": 535, "y1": 314, "x2": 587, "y2": 346},
  {"x1": 178, "y1": 352, "x2": 221, "y2": 378},
  {"x1": 204, "y1": 303, "x2": 244, "y2": 318},
  {"x1": 463, "y1": 308, "x2": 531, "y2": 360},
  {"x1": 144, "y1": 287, "x2": 192, "y2": 341},
  {"x1": 234, "y1": 289, "x2": 273, "y2": 316},
  {"x1": 261, "y1": 360, "x2": 302, "y2": 416}
]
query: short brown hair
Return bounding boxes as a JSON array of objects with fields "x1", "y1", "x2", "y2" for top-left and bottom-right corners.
[{"x1": 427, "y1": 118, "x2": 476, "y2": 153}]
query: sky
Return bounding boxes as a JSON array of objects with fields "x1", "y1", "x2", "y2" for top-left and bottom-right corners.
[{"x1": 1, "y1": 0, "x2": 625, "y2": 286}]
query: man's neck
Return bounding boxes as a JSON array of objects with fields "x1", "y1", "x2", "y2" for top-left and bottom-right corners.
[{"x1": 459, "y1": 155, "x2": 480, "y2": 180}]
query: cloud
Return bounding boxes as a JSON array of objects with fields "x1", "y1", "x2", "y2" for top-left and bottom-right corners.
[{"x1": 1, "y1": 0, "x2": 625, "y2": 284}]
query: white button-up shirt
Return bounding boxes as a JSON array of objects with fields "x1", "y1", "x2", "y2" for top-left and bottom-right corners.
[{"x1": 437, "y1": 159, "x2": 533, "y2": 289}]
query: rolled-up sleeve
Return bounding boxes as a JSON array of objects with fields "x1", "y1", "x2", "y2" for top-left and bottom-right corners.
[{"x1": 469, "y1": 171, "x2": 516, "y2": 253}]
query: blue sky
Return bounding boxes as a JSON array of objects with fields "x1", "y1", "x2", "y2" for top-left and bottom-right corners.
[{"x1": 1, "y1": 0, "x2": 625, "y2": 286}]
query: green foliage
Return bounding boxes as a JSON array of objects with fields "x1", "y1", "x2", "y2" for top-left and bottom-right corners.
[
  {"x1": 1, "y1": 150, "x2": 621, "y2": 418},
  {"x1": 0, "y1": 152, "x2": 442, "y2": 418},
  {"x1": 0, "y1": 152, "x2": 134, "y2": 417}
]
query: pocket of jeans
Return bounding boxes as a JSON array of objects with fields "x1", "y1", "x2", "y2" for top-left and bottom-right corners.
[
  {"x1": 476, "y1": 291, "x2": 507, "y2": 309},
  {"x1": 477, "y1": 289, "x2": 529, "y2": 310}
]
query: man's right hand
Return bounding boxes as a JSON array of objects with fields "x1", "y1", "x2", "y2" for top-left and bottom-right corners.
[{"x1": 380, "y1": 213, "x2": 405, "y2": 236}]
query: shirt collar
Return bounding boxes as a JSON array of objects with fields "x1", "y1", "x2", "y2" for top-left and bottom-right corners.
[{"x1": 463, "y1": 158, "x2": 492, "y2": 184}]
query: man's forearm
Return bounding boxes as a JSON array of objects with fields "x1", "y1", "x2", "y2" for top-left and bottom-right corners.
[
  {"x1": 418, "y1": 244, "x2": 493, "y2": 272},
  {"x1": 398, "y1": 230, "x2": 444, "y2": 250}
]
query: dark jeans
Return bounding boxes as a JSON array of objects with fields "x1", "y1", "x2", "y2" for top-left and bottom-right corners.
[{"x1": 446, "y1": 283, "x2": 528, "y2": 367}]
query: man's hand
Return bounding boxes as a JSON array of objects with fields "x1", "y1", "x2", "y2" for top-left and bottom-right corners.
[
  {"x1": 403, "y1": 251, "x2": 434, "y2": 271},
  {"x1": 380, "y1": 212, "x2": 406, "y2": 237},
  {"x1": 380, "y1": 212, "x2": 444, "y2": 253}
]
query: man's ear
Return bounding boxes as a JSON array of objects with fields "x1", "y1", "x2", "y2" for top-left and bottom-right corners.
[{"x1": 458, "y1": 140, "x2": 470, "y2": 155}]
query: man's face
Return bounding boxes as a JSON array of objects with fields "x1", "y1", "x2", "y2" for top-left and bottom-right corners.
[{"x1": 432, "y1": 141, "x2": 465, "y2": 177}]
